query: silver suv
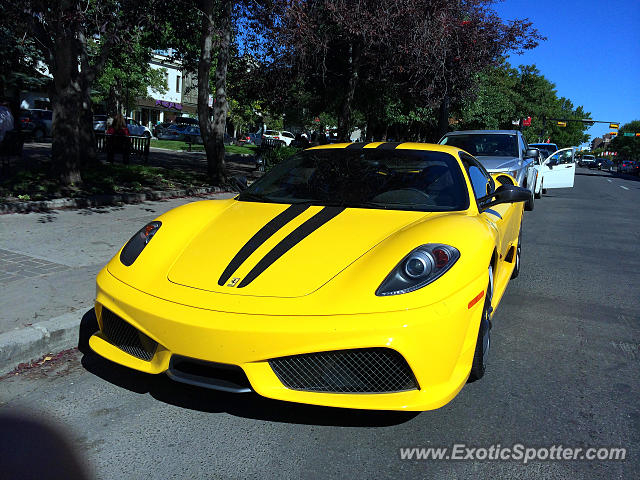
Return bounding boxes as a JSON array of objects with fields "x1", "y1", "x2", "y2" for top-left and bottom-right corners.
[{"x1": 438, "y1": 130, "x2": 538, "y2": 210}]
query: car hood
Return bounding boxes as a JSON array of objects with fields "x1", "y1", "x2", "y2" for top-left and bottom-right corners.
[
  {"x1": 476, "y1": 156, "x2": 521, "y2": 172},
  {"x1": 167, "y1": 201, "x2": 428, "y2": 298}
]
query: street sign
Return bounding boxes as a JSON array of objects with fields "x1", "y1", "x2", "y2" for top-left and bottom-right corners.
[
  {"x1": 623, "y1": 132, "x2": 635, "y2": 137},
  {"x1": 557, "y1": 121, "x2": 567, "y2": 127},
  {"x1": 609, "y1": 123, "x2": 619, "y2": 129}
]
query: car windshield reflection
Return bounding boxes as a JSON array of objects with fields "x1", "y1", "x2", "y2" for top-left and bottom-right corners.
[{"x1": 238, "y1": 149, "x2": 470, "y2": 212}]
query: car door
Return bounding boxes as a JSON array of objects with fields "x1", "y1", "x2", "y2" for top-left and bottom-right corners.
[
  {"x1": 461, "y1": 153, "x2": 519, "y2": 260},
  {"x1": 541, "y1": 148, "x2": 576, "y2": 188}
]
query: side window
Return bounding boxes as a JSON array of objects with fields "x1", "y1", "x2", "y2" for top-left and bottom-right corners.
[
  {"x1": 469, "y1": 166, "x2": 490, "y2": 199},
  {"x1": 460, "y1": 152, "x2": 493, "y2": 201}
]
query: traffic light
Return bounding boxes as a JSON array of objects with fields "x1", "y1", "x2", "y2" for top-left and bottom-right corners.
[
  {"x1": 557, "y1": 121, "x2": 567, "y2": 127},
  {"x1": 609, "y1": 132, "x2": 617, "y2": 136},
  {"x1": 609, "y1": 123, "x2": 619, "y2": 129}
]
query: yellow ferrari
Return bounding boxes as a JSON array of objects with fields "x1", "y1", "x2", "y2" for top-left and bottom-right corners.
[{"x1": 90, "y1": 142, "x2": 530, "y2": 411}]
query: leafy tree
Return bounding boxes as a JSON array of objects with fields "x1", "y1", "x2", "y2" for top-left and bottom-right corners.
[
  {"x1": 15, "y1": 0, "x2": 162, "y2": 185},
  {"x1": 610, "y1": 120, "x2": 640, "y2": 160},
  {"x1": 458, "y1": 61, "x2": 590, "y2": 148},
  {"x1": 0, "y1": 4, "x2": 49, "y2": 117},
  {"x1": 93, "y1": 34, "x2": 168, "y2": 115},
  {"x1": 266, "y1": 0, "x2": 542, "y2": 141}
]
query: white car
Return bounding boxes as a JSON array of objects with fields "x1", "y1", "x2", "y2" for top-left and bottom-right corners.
[
  {"x1": 532, "y1": 147, "x2": 576, "y2": 197},
  {"x1": 263, "y1": 130, "x2": 295, "y2": 146},
  {"x1": 125, "y1": 118, "x2": 152, "y2": 138}
]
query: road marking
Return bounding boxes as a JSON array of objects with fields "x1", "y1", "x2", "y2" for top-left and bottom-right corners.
[
  {"x1": 620, "y1": 186, "x2": 629, "y2": 190},
  {"x1": 607, "y1": 179, "x2": 612, "y2": 183}
]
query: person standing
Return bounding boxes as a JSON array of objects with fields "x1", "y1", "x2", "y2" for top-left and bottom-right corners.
[
  {"x1": 106, "y1": 113, "x2": 130, "y2": 164},
  {"x1": 0, "y1": 99, "x2": 15, "y2": 143}
]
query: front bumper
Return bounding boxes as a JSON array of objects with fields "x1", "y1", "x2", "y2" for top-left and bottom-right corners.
[{"x1": 90, "y1": 268, "x2": 487, "y2": 411}]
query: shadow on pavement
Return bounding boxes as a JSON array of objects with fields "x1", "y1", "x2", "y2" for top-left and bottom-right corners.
[{"x1": 78, "y1": 308, "x2": 418, "y2": 427}]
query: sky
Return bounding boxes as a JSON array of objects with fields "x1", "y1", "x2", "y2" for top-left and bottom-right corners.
[{"x1": 493, "y1": 0, "x2": 640, "y2": 146}]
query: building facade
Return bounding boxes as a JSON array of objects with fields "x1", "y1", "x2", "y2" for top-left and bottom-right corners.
[{"x1": 131, "y1": 50, "x2": 198, "y2": 129}]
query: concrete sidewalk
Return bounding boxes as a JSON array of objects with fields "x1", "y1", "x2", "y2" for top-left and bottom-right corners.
[{"x1": 0, "y1": 191, "x2": 235, "y2": 374}]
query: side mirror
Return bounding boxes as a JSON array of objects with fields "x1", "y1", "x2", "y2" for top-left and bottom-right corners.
[
  {"x1": 524, "y1": 148, "x2": 539, "y2": 159},
  {"x1": 479, "y1": 185, "x2": 531, "y2": 210}
]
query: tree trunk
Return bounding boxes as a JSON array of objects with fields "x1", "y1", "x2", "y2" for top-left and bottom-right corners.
[
  {"x1": 50, "y1": 31, "x2": 82, "y2": 186},
  {"x1": 337, "y1": 42, "x2": 360, "y2": 142},
  {"x1": 198, "y1": 0, "x2": 231, "y2": 184}
]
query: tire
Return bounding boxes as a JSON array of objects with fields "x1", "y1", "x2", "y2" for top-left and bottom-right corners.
[
  {"x1": 524, "y1": 190, "x2": 534, "y2": 211},
  {"x1": 511, "y1": 225, "x2": 522, "y2": 279},
  {"x1": 469, "y1": 266, "x2": 493, "y2": 382},
  {"x1": 534, "y1": 182, "x2": 542, "y2": 199}
]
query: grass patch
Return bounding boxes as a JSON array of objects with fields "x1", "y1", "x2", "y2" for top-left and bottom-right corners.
[
  {"x1": 0, "y1": 162, "x2": 212, "y2": 203},
  {"x1": 150, "y1": 139, "x2": 257, "y2": 155}
]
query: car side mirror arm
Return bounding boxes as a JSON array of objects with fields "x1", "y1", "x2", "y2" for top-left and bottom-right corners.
[{"x1": 478, "y1": 185, "x2": 531, "y2": 211}]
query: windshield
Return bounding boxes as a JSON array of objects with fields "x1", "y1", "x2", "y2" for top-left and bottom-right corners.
[
  {"x1": 238, "y1": 149, "x2": 469, "y2": 212},
  {"x1": 441, "y1": 134, "x2": 518, "y2": 157}
]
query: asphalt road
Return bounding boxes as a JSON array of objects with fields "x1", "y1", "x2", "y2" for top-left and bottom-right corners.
[{"x1": 1, "y1": 168, "x2": 638, "y2": 479}]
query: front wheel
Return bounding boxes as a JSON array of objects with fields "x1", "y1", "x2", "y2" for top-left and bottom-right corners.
[
  {"x1": 524, "y1": 190, "x2": 534, "y2": 211},
  {"x1": 535, "y1": 180, "x2": 542, "y2": 199},
  {"x1": 511, "y1": 226, "x2": 522, "y2": 279},
  {"x1": 469, "y1": 267, "x2": 493, "y2": 382}
]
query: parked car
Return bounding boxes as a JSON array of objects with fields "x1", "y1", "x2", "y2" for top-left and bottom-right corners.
[
  {"x1": 157, "y1": 123, "x2": 190, "y2": 141},
  {"x1": 596, "y1": 158, "x2": 614, "y2": 171},
  {"x1": 88, "y1": 142, "x2": 531, "y2": 411},
  {"x1": 621, "y1": 160, "x2": 639, "y2": 176},
  {"x1": 528, "y1": 142, "x2": 558, "y2": 159},
  {"x1": 175, "y1": 116, "x2": 199, "y2": 126},
  {"x1": 438, "y1": 130, "x2": 537, "y2": 210},
  {"x1": 153, "y1": 122, "x2": 172, "y2": 138},
  {"x1": 93, "y1": 114, "x2": 109, "y2": 133},
  {"x1": 248, "y1": 132, "x2": 261, "y2": 145},
  {"x1": 125, "y1": 118, "x2": 152, "y2": 137},
  {"x1": 182, "y1": 126, "x2": 203, "y2": 144},
  {"x1": 20, "y1": 109, "x2": 53, "y2": 140},
  {"x1": 617, "y1": 160, "x2": 637, "y2": 174},
  {"x1": 263, "y1": 130, "x2": 295, "y2": 146},
  {"x1": 579, "y1": 155, "x2": 596, "y2": 168},
  {"x1": 532, "y1": 148, "x2": 576, "y2": 196}
]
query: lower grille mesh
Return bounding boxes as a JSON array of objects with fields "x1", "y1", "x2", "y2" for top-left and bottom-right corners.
[
  {"x1": 269, "y1": 348, "x2": 418, "y2": 393},
  {"x1": 101, "y1": 308, "x2": 157, "y2": 361}
]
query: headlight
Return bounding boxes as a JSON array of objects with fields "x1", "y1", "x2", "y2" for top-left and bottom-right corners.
[
  {"x1": 120, "y1": 221, "x2": 162, "y2": 266},
  {"x1": 376, "y1": 244, "x2": 460, "y2": 296}
]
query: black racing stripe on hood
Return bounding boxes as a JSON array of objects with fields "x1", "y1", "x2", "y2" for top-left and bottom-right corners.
[
  {"x1": 237, "y1": 207, "x2": 345, "y2": 288},
  {"x1": 218, "y1": 203, "x2": 310, "y2": 286},
  {"x1": 345, "y1": 142, "x2": 365, "y2": 149},
  {"x1": 375, "y1": 142, "x2": 402, "y2": 150}
]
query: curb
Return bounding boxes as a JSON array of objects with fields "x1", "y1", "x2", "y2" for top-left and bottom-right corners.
[
  {"x1": 0, "y1": 186, "x2": 227, "y2": 214},
  {"x1": 0, "y1": 308, "x2": 90, "y2": 375}
]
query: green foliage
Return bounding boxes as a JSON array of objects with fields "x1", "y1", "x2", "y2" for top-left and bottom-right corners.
[
  {"x1": 458, "y1": 60, "x2": 590, "y2": 148},
  {"x1": 0, "y1": 162, "x2": 210, "y2": 202},
  {"x1": 92, "y1": 32, "x2": 168, "y2": 112},
  {"x1": 260, "y1": 145, "x2": 300, "y2": 172},
  {"x1": 610, "y1": 120, "x2": 640, "y2": 160},
  {"x1": 0, "y1": 3, "x2": 49, "y2": 101}
]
